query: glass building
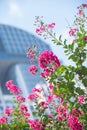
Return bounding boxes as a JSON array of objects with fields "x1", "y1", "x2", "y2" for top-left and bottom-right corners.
[{"x1": 0, "y1": 24, "x2": 51, "y2": 115}]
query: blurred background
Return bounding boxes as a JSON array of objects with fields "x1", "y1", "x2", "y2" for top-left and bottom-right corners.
[
  {"x1": 0, "y1": 0, "x2": 87, "y2": 64},
  {"x1": 0, "y1": 0, "x2": 87, "y2": 115}
]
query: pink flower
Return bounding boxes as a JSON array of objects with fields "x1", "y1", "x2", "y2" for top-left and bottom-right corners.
[
  {"x1": 57, "y1": 115, "x2": 62, "y2": 121},
  {"x1": 40, "y1": 26, "x2": 46, "y2": 31},
  {"x1": 23, "y1": 112, "x2": 30, "y2": 118},
  {"x1": 27, "y1": 50, "x2": 35, "y2": 58},
  {"x1": 78, "y1": 109, "x2": 84, "y2": 115},
  {"x1": 16, "y1": 94, "x2": 25, "y2": 102},
  {"x1": 48, "y1": 23, "x2": 55, "y2": 28},
  {"x1": 5, "y1": 108, "x2": 14, "y2": 115},
  {"x1": 9, "y1": 84, "x2": 19, "y2": 94},
  {"x1": 32, "y1": 87, "x2": 42, "y2": 93},
  {"x1": 78, "y1": 10, "x2": 83, "y2": 15},
  {"x1": 39, "y1": 101, "x2": 48, "y2": 108},
  {"x1": 48, "y1": 83, "x2": 53, "y2": 89},
  {"x1": 39, "y1": 101, "x2": 46, "y2": 105},
  {"x1": 72, "y1": 108, "x2": 77, "y2": 114},
  {"x1": 82, "y1": 4, "x2": 87, "y2": 7},
  {"x1": 78, "y1": 95, "x2": 85, "y2": 103},
  {"x1": 47, "y1": 114, "x2": 52, "y2": 117},
  {"x1": 84, "y1": 36, "x2": 87, "y2": 41},
  {"x1": 5, "y1": 80, "x2": 13, "y2": 88},
  {"x1": 28, "y1": 93, "x2": 38, "y2": 100},
  {"x1": 39, "y1": 50, "x2": 60, "y2": 69},
  {"x1": 28, "y1": 119, "x2": 42, "y2": 130},
  {"x1": 5, "y1": 80, "x2": 20, "y2": 94},
  {"x1": 72, "y1": 108, "x2": 84, "y2": 117},
  {"x1": 56, "y1": 103, "x2": 67, "y2": 120},
  {"x1": 19, "y1": 104, "x2": 28, "y2": 114},
  {"x1": 60, "y1": 98, "x2": 64, "y2": 103},
  {"x1": 0, "y1": 116, "x2": 7, "y2": 124},
  {"x1": 68, "y1": 114, "x2": 82, "y2": 130},
  {"x1": 41, "y1": 68, "x2": 52, "y2": 78},
  {"x1": 47, "y1": 95, "x2": 53, "y2": 103},
  {"x1": 28, "y1": 65, "x2": 37, "y2": 75},
  {"x1": 69, "y1": 28, "x2": 76, "y2": 36},
  {"x1": 36, "y1": 28, "x2": 40, "y2": 34}
]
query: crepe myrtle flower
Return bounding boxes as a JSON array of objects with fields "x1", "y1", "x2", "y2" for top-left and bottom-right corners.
[
  {"x1": 69, "y1": 28, "x2": 77, "y2": 36},
  {"x1": 78, "y1": 95, "x2": 85, "y2": 104},
  {"x1": 28, "y1": 65, "x2": 38, "y2": 75}
]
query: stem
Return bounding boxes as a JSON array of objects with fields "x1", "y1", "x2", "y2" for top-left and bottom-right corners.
[{"x1": 46, "y1": 29, "x2": 60, "y2": 43}]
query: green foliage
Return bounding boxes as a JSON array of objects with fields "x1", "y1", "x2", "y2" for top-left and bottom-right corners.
[{"x1": 0, "y1": 4, "x2": 87, "y2": 130}]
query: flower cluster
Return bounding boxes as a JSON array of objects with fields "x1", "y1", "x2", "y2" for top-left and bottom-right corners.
[
  {"x1": 78, "y1": 95, "x2": 85, "y2": 104},
  {"x1": 5, "y1": 80, "x2": 21, "y2": 94},
  {"x1": 28, "y1": 65, "x2": 37, "y2": 75},
  {"x1": 28, "y1": 119, "x2": 43, "y2": 130},
  {"x1": 68, "y1": 115, "x2": 83, "y2": 130},
  {"x1": 35, "y1": 19, "x2": 55, "y2": 36},
  {"x1": 0, "y1": 80, "x2": 30, "y2": 128},
  {"x1": 5, "y1": 108, "x2": 14, "y2": 116},
  {"x1": 28, "y1": 86, "x2": 42, "y2": 101},
  {"x1": 69, "y1": 28, "x2": 77, "y2": 36},
  {"x1": 39, "y1": 50, "x2": 60, "y2": 78},
  {"x1": 19, "y1": 104, "x2": 30, "y2": 118},
  {"x1": 56, "y1": 103, "x2": 67, "y2": 121},
  {"x1": 0, "y1": 116, "x2": 7, "y2": 124},
  {"x1": 34, "y1": 16, "x2": 56, "y2": 39},
  {"x1": 39, "y1": 50, "x2": 60, "y2": 69},
  {"x1": 16, "y1": 94, "x2": 25, "y2": 102},
  {"x1": 0, "y1": 3, "x2": 87, "y2": 130}
]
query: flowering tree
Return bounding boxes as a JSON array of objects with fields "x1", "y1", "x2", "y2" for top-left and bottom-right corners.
[{"x1": 0, "y1": 4, "x2": 87, "y2": 130}]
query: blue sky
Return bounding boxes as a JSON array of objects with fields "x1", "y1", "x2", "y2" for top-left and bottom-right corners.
[{"x1": 0, "y1": 0, "x2": 87, "y2": 65}]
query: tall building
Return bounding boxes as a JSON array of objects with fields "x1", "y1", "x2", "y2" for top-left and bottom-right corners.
[{"x1": 0, "y1": 24, "x2": 51, "y2": 115}]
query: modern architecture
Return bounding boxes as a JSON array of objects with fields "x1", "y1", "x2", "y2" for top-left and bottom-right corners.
[{"x1": 0, "y1": 24, "x2": 51, "y2": 115}]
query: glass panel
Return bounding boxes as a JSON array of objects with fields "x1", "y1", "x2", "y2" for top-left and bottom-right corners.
[{"x1": 0, "y1": 24, "x2": 51, "y2": 55}]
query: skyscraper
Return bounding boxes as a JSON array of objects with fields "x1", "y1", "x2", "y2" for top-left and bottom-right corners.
[{"x1": 0, "y1": 24, "x2": 51, "y2": 114}]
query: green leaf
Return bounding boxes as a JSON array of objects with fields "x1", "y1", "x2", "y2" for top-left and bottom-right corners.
[
  {"x1": 75, "y1": 87, "x2": 84, "y2": 95},
  {"x1": 55, "y1": 65, "x2": 66, "y2": 75},
  {"x1": 68, "y1": 54, "x2": 77, "y2": 62},
  {"x1": 82, "y1": 78, "x2": 87, "y2": 86},
  {"x1": 59, "y1": 35, "x2": 62, "y2": 42}
]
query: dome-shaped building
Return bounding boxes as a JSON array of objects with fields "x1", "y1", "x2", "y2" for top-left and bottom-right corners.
[{"x1": 0, "y1": 24, "x2": 51, "y2": 114}]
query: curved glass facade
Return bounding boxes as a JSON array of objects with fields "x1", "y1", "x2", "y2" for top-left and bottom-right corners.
[
  {"x1": 0, "y1": 24, "x2": 50, "y2": 55},
  {"x1": 0, "y1": 24, "x2": 51, "y2": 114}
]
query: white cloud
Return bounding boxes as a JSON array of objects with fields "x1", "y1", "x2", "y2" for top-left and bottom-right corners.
[{"x1": 8, "y1": 2, "x2": 22, "y2": 17}]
